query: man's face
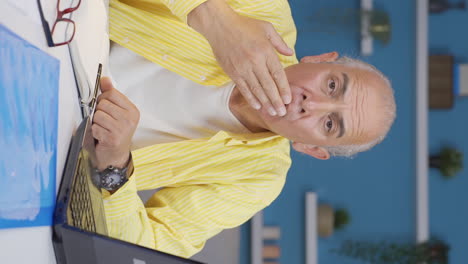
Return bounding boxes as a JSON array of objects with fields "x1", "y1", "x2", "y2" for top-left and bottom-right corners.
[{"x1": 263, "y1": 62, "x2": 388, "y2": 147}]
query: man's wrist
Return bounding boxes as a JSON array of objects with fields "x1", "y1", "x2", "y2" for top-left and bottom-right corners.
[
  {"x1": 188, "y1": 0, "x2": 235, "y2": 38},
  {"x1": 96, "y1": 151, "x2": 131, "y2": 171}
]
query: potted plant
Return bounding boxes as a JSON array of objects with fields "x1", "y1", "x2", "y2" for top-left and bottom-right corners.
[
  {"x1": 318, "y1": 205, "x2": 351, "y2": 237},
  {"x1": 430, "y1": 147, "x2": 463, "y2": 178},
  {"x1": 332, "y1": 238, "x2": 449, "y2": 264},
  {"x1": 334, "y1": 208, "x2": 351, "y2": 231},
  {"x1": 367, "y1": 10, "x2": 391, "y2": 45}
]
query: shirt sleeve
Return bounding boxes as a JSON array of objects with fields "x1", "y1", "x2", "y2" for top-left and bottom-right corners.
[
  {"x1": 152, "y1": 0, "x2": 208, "y2": 24},
  {"x1": 102, "y1": 166, "x2": 286, "y2": 258},
  {"x1": 101, "y1": 135, "x2": 291, "y2": 258},
  {"x1": 146, "y1": 179, "x2": 283, "y2": 258}
]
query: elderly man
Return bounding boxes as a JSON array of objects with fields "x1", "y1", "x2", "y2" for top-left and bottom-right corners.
[{"x1": 91, "y1": 0, "x2": 396, "y2": 259}]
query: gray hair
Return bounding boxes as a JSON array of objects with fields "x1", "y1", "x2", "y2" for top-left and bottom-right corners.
[{"x1": 322, "y1": 56, "x2": 396, "y2": 158}]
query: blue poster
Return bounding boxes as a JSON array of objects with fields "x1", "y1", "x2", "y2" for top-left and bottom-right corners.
[{"x1": 0, "y1": 24, "x2": 60, "y2": 228}]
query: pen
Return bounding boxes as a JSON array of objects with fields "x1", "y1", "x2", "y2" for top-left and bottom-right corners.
[{"x1": 89, "y1": 63, "x2": 102, "y2": 119}]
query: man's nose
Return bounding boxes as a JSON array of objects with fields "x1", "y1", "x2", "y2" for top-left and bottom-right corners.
[{"x1": 302, "y1": 98, "x2": 347, "y2": 113}]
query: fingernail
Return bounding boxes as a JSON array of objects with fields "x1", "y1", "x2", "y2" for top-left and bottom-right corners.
[
  {"x1": 282, "y1": 95, "x2": 291, "y2": 104},
  {"x1": 268, "y1": 107, "x2": 277, "y2": 116},
  {"x1": 277, "y1": 107, "x2": 287, "y2": 117},
  {"x1": 252, "y1": 102, "x2": 261, "y2": 110}
]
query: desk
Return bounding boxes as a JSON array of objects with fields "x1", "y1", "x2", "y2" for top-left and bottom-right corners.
[{"x1": 0, "y1": 1, "x2": 82, "y2": 263}]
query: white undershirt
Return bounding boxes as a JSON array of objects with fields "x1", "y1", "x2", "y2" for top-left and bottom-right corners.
[{"x1": 109, "y1": 42, "x2": 250, "y2": 150}]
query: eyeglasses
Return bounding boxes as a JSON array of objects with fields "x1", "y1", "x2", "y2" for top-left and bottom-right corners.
[{"x1": 36, "y1": 0, "x2": 82, "y2": 47}]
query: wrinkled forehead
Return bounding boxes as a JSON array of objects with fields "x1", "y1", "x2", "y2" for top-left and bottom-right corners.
[{"x1": 340, "y1": 67, "x2": 390, "y2": 146}]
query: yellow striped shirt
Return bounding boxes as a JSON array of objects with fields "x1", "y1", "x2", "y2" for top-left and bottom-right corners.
[
  {"x1": 109, "y1": 0, "x2": 298, "y2": 86},
  {"x1": 103, "y1": 132, "x2": 291, "y2": 257},
  {"x1": 106, "y1": 0, "x2": 298, "y2": 258}
]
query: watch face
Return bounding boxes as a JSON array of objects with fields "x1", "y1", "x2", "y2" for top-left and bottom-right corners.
[
  {"x1": 93, "y1": 165, "x2": 129, "y2": 191},
  {"x1": 104, "y1": 172, "x2": 122, "y2": 187},
  {"x1": 100, "y1": 168, "x2": 127, "y2": 191}
]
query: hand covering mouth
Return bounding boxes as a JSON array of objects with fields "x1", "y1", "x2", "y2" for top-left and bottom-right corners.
[{"x1": 284, "y1": 86, "x2": 305, "y2": 121}]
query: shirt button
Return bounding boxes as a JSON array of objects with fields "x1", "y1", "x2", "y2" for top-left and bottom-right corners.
[
  {"x1": 122, "y1": 37, "x2": 130, "y2": 44},
  {"x1": 162, "y1": 54, "x2": 169, "y2": 61},
  {"x1": 200, "y1": 75, "x2": 206, "y2": 81}
]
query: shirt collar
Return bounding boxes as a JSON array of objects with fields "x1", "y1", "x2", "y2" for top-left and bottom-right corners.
[{"x1": 208, "y1": 131, "x2": 285, "y2": 146}]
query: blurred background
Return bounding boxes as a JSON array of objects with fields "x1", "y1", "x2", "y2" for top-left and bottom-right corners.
[{"x1": 233, "y1": 0, "x2": 467, "y2": 263}]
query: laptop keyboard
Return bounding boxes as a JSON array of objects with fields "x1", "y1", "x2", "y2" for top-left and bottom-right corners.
[{"x1": 69, "y1": 155, "x2": 97, "y2": 232}]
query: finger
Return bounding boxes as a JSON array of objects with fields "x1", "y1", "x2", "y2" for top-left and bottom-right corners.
[
  {"x1": 93, "y1": 109, "x2": 118, "y2": 132},
  {"x1": 97, "y1": 87, "x2": 133, "y2": 111},
  {"x1": 96, "y1": 98, "x2": 126, "y2": 121},
  {"x1": 267, "y1": 56, "x2": 291, "y2": 106},
  {"x1": 300, "y1": 52, "x2": 339, "y2": 63},
  {"x1": 92, "y1": 123, "x2": 111, "y2": 143},
  {"x1": 92, "y1": 123, "x2": 121, "y2": 150},
  {"x1": 234, "y1": 79, "x2": 261, "y2": 110},
  {"x1": 100, "y1": 77, "x2": 114, "y2": 93},
  {"x1": 244, "y1": 72, "x2": 277, "y2": 116},
  {"x1": 254, "y1": 66, "x2": 287, "y2": 116},
  {"x1": 267, "y1": 26, "x2": 294, "y2": 56}
]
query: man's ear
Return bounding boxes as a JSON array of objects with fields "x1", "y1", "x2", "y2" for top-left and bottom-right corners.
[
  {"x1": 300, "y1": 52, "x2": 339, "y2": 64},
  {"x1": 292, "y1": 142, "x2": 330, "y2": 160}
]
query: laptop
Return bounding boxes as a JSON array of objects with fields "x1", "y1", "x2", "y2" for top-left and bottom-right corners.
[{"x1": 52, "y1": 66, "x2": 204, "y2": 264}]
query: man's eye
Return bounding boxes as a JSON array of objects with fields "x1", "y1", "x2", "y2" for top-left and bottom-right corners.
[{"x1": 326, "y1": 118, "x2": 333, "y2": 131}]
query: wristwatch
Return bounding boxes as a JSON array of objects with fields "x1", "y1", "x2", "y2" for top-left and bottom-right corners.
[{"x1": 93, "y1": 155, "x2": 134, "y2": 192}]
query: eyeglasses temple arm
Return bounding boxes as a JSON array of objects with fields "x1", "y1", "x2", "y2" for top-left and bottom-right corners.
[{"x1": 36, "y1": 0, "x2": 55, "y2": 47}]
